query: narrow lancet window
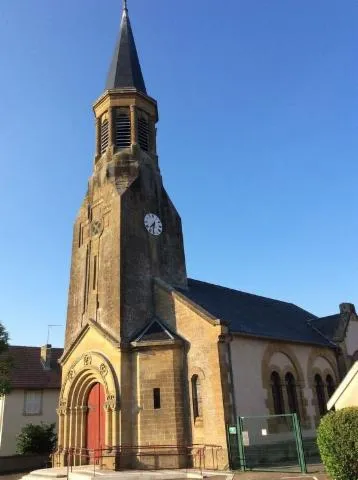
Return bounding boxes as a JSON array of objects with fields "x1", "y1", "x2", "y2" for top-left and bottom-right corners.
[
  {"x1": 191, "y1": 375, "x2": 202, "y2": 420},
  {"x1": 138, "y1": 116, "x2": 149, "y2": 151},
  {"x1": 115, "y1": 110, "x2": 131, "y2": 149},
  {"x1": 271, "y1": 371, "x2": 284, "y2": 415},
  {"x1": 93, "y1": 256, "x2": 97, "y2": 290},
  {"x1": 100, "y1": 114, "x2": 109, "y2": 154},
  {"x1": 286, "y1": 372, "x2": 299, "y2": 417},
  {"x1": 315, "y1": 374, "x2": 326, "y2": 416},
  {"x1": 326, "y1": 374, "x2": 335, "y2": 399},
  {"x1": 153, "y1": 388, "x2": 161, "y2": 409}
]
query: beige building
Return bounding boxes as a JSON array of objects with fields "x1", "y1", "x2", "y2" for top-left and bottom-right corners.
[
  {"x1": 327, "y1": 361, "x2": 358, "y2": 411},
  {"x1": 56, "y1": 1, "x2": 358, "y2": 470},
  {"x1": 0, "y1": 346, "x2": 62, "y2": 457}
]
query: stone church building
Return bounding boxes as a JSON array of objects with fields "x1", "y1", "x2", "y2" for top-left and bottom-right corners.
[{"x1": 57, "y1": 2, "x2": 358, "y2": 470}]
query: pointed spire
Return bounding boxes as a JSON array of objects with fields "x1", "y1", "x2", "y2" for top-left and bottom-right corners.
[{"x1": 105, "y1": 0, "x2": 147, "y2": 94}]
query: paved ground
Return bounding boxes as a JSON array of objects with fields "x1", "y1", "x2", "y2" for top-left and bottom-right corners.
[
  {"x1": 0, "y1": 469, "x2": 329, "y2": 480},
  {"x1": 231, "y1": 473, "x2": 328, "y2": 480},
  {"x1": 0, "y1": 474, "x2": 25, "y2": 480}
]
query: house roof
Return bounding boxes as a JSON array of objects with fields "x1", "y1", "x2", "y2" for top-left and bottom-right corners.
[
  {"x1": 309, "y1": 314, "x2": 341, "y2": 341},
  {"x1": 105, "y1": 2, "x2": 147, "y2": 93},
  {"x1": 178, "y1": 279, "x2": 334, "y2": 347},
  {"x1": 4, "y1": 346, "x2": 63, "y2": 390}
]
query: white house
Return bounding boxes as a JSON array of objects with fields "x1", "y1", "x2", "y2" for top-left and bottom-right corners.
[{"x1": 0, "y1": 345, "x2": 62, "y2": 456}]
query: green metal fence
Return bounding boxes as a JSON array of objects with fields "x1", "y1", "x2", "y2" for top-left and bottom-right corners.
[{"x1": 227, "y1": 414, "x2": 307, "y2": 473}]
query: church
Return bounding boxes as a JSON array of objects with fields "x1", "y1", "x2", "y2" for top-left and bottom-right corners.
[{"x1": 56, "y1": 1, "x2": 358, "y2": 470}]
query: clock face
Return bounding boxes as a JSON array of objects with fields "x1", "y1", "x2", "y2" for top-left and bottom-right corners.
[{"x1": 144, "y1": 213, "x2": 163, "y2": 236}]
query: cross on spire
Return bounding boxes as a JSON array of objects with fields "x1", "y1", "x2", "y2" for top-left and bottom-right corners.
[{"x1": 123, "y1": 0, "x2": 128, "y2": 12}]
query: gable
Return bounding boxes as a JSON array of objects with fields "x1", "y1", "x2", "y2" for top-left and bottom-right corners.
[{"x1": 133, "y1": 318, "x2": 176, "y2": 342}]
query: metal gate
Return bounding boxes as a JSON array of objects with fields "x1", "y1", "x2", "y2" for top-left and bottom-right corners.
[{"x1": 227, "y1": 414, "x2": 307, "y2": 473}]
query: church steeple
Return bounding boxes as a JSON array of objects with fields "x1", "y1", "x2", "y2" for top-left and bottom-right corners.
[{"x1": 106, "y1": 0, "x2": 147, "y2": 94}]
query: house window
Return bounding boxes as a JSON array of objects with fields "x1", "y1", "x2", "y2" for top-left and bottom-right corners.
[
  {"x1": 326, "y1": 374, "x2": 335, "y2": 399},
  {"x1": 315, "y1": 374, "x2": 327, "y2": 416},
  {"x1": 286, "y1": 373, "x2": 299, "y2": 417},
  {"x1": 24, "y1": 390, "x2": 42, "y2": 416},
  {"x1": 138, "y1": 116, "x2": 149, "y2": 151},
  {"x1": 100, "y1": 114, "x2": 109, "y2": 154},
  {"x1": 115, "y1": 111, "x2": 131, "y2": 149},
  {"x1": 153, "y1": 388, "x2": 161, "y2": 409},
  {"x1": 191, "y1": 375, "x2": 202, "y2": 420},
  {"x1": 271, "y1": 371, "x2": 284, "y2": 415}
]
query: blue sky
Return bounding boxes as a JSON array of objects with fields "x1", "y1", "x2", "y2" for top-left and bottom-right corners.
[{"x1": 0, "y1": 0, "x2": 357, "y2": 347}]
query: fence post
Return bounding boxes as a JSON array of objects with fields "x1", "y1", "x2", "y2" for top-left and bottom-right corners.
[
  {"x1": 292, "y1": 413, "x2": 307, "y2": 474},
  {"x1": 236, "y1": 417, "x2": 246, "y2": 471}
]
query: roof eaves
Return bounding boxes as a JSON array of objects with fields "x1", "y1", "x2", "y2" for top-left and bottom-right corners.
[{"x1": 231, "y1": 330, "x2": 335, "y2": 348}]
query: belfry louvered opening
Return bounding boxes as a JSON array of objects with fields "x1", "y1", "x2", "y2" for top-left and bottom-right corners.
[
  {"x1": 115, "y1": 110, "x2": 131, "y2": 149},
  {"x1": 138, "y1": 115, "x2": 149, "y2": 151},
  {"x1": 100, "y1": 115, "x2": 109, "y2": 154}
]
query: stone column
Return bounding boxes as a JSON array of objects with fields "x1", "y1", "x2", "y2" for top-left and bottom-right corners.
[
  {"x1": 78, "y1": 406, "x2": 88, "y2": 465},
  {"x1": 130, "y1": 105, "x2": 137, "y2": 145},
  {"x1": 150, "y1": 116, "x2": 157, "y2": 155},
  {"x1": 105, "y1": 404, "x2": 112, "y2": 450},
  {"x1": 56, "y1": 410, "x2": 65, "y2": 449},
  {"x1": 108, "y1": 107, "x2": 114, "y2": 151},
  {"x1": 95, "y1": 117, "x2": 101, "y2": 157},
  {"x1": 63, "y1": 409, "x2": 70, "y2": 449},
  {"x1": 112, "y1": 408, "x2": 120, "y2": 447},
  {"x1": 68, "y1": 407, "x2": 76, "y2": 450}
]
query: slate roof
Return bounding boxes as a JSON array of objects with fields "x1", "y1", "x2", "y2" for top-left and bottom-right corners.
[
  {"x1": 178, "y1": 279, "x2": 334, "y2": 347},
  {"x1": 309, "y1": 314, "x2": 341, "y2": 342},
  {"x1": 3, "y1": 346, "x2": 63, "y2": 390},
  {"x1": 106, "y1": 3, "x2": 147, "y2": 94}
]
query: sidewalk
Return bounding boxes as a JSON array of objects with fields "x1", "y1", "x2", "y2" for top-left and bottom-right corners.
[{"x1": 232, "y1": 473, "x2": 328, "y2": 480}]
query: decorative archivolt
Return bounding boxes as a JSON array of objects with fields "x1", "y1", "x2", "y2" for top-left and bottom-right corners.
[
  {"x1": 262, "y1": 343, "x2": 305, "y2": 386},
  {"x1": 58, "y1": 351, "x2": 119, "y2": 414},
  {"x1": 306, "y1": 350, "x2": 339, "y2": 387}
]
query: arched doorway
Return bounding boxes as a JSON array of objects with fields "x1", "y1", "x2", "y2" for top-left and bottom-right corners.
[{"x1": 86, "y1": 382, "x2": 105, "y2": 462}]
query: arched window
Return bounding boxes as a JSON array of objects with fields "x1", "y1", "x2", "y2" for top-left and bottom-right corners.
[
  {"x1": 138, "y1": 116, "x2": 149, "y2": 151},
  {"x1": 271, "y1": 371, "x2": 284, "y2": 415},
  {"x1": 286, "y1": 372, "x2": 299, "y2": 417},
  {"x1": 315, "y1": 374, "x2": 326, "y2": 416},
  {"x1": 326, "y1": 374, "x2": 335, "y2": 399},
  {"x1": 100, "y1": 114, "x2": 109, "y2": 154},
  {"x1": 115, "y1": 111, "x2": 131, "y2": 149},
  {"x1": 191, "y1": 375, "x2": 202, "y2": 420}
]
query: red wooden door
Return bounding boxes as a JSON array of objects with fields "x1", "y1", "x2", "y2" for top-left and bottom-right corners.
[{"x1": 86, "y1": 383, "x2": 105, "y2": 462}]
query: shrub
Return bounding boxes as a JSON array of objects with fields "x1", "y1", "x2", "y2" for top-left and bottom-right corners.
[
  {"x1": 317, "y1": 407, "x2": 358, "y2": 480},
  {"x1": 16, "y1": 423, "x2": 57, "y2": 455}
]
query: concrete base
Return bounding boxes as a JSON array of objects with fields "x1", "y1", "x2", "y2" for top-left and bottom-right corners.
[{"x1": 20, "y1": 467, "x2": 204, "y2": 480}]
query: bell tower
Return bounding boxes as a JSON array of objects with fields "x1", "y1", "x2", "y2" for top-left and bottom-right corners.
[{"x1": 64, "y1": 1, "x2": 187, "y2": 348}]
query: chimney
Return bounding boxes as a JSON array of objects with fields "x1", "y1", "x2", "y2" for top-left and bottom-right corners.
[
  {"x1": 41, "y1": 344, "x2": 52, "y2": 370},
  {"x1": 339, "y1": 303, "x2": 356, "y2": 316}
]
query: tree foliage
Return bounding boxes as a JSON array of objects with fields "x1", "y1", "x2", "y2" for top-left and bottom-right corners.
[
  {"x1": 16, "y1": 423, "x2": 57, "y2": 455},
  {"x1": 0, "y1": 322, "x2": 11, "y2": 395},
  {"x1": 317, "y1": 407, "x2": 358, "y2": 480}
]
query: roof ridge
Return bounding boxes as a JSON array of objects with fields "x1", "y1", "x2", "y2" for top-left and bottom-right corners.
[
  {"x1": 310, "y1": 313, "x2": 340, "y2": 322},
  {"x1": 188, "y1": 277, "x2": 316, "y2": 315}
]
